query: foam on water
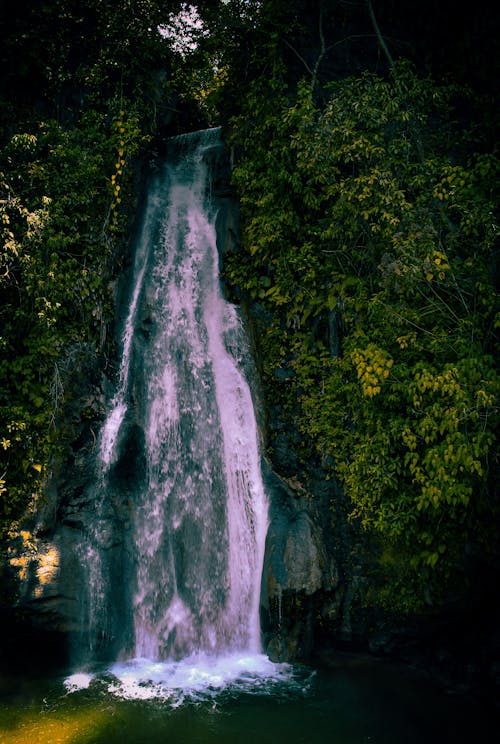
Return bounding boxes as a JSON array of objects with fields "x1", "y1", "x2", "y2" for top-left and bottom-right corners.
[
  {"x1": 65, "y1": 654, "x2": 311, "y2": 706},
  {"x1": 64, "y1": 672, "x2": 94, "y2": 693}
]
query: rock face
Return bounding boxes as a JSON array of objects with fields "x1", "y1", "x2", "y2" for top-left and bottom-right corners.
[{"x1": 260, "y1": 465, "x2": 340, "y2": 661}]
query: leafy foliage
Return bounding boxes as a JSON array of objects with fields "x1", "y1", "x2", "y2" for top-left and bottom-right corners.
[
  {"x1": 0, "y1": 1, "x2": 174, "y2": 533},
  {"x1": 227, "y1": 62, "x2": 499, "y2": 609},
  {"x1": 0, "y1": 107, "x2": 146, "y2": 528}
]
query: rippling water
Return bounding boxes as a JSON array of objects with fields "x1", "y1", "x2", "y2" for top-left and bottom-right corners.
[{"x1": 1, "y1": 653, "x2": 496, "y2": 744}]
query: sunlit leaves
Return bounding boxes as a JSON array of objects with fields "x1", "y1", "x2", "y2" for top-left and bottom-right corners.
[{"x1": 351, "y1": 345, "x2": 393, "y2": 398}]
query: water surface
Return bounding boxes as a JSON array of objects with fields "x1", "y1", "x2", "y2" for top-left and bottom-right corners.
[{"x1": 1, "y1": 653, "x2": 495, "y2": 743}]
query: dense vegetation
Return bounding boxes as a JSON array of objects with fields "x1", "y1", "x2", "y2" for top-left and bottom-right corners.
[
  {"x1": 1, "y1": 0, "x2": 498, "y2": 614},
  {"x1": 0, "y1": 0, "x2": 179, "y2": 530},
  {"x1": 226, "y1": 62, "x2": 498, "y2": 609}
]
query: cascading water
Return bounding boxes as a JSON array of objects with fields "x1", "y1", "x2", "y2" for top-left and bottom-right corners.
[{"x1": 69, "y1": 128, "x2": 291, "y2": 700}]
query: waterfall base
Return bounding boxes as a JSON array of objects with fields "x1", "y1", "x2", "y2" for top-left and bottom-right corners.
[{"x1": 64, "y1": 653, "x2": 309, "y2": 705}]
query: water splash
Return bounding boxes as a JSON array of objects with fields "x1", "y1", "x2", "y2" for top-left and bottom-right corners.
[{"x1": 65, "y1": 655, "x2": 314, "y2": 706}]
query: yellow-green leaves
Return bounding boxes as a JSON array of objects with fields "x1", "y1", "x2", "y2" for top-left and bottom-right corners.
[
  {"x1": 403, "y1": 363, "x2": 495, "y2": 513},
  {"x1": 423, "y1": 250, "x2": 450, "y2": 282},
  {"x1": 351, "y1": 345, "x2": 393, "y2": 398},
  {"x1": 0, "y1": 102, "x2": 149, "y2": 532},
  {"x1": 228, "y1": 60, "x2": 498, "y2": 611},
  {"x1": 109, "y1": 110, "x2": 142, "y2": 229}
]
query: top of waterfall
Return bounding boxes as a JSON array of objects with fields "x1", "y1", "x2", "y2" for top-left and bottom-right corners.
[
  {"x1": 164, "y1": 127, "x2": 224, "y2": 167},
  {"x1": 168, "y1": 126, "x2": 222, "y2": 144}
]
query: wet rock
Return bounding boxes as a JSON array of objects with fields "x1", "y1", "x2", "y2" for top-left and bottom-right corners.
[{"x1": 261, "y1": 463, "x2": 342, "y2": 661}]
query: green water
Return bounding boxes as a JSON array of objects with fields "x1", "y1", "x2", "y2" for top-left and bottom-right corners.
[{"x1": 0, "y1": 655, "x2": 496, "y2": 744}]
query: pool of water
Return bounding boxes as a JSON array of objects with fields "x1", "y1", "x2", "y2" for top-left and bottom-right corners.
[{"x1": 0, "y1": 653, "x2": 496, "y2": 744}]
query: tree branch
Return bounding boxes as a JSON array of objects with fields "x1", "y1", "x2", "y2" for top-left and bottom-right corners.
[
  {"x1": 312, "y1": 0, "x2": 327, "y2": 90},
  {"x1": 366, "y1": 0, "x2": 425, "y2": 163},
  {"x1": 366, "y1": 0, "x2": 396, "y2": 70}
]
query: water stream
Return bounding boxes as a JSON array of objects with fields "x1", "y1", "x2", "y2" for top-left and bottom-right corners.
[{"x1": 70, "y1": 127, "x2": 284, "y2": 699}]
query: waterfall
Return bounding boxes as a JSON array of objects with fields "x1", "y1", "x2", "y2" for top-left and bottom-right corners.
[{"x1": 78, "y1": 128, "x2": 269, "y2": 671}]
